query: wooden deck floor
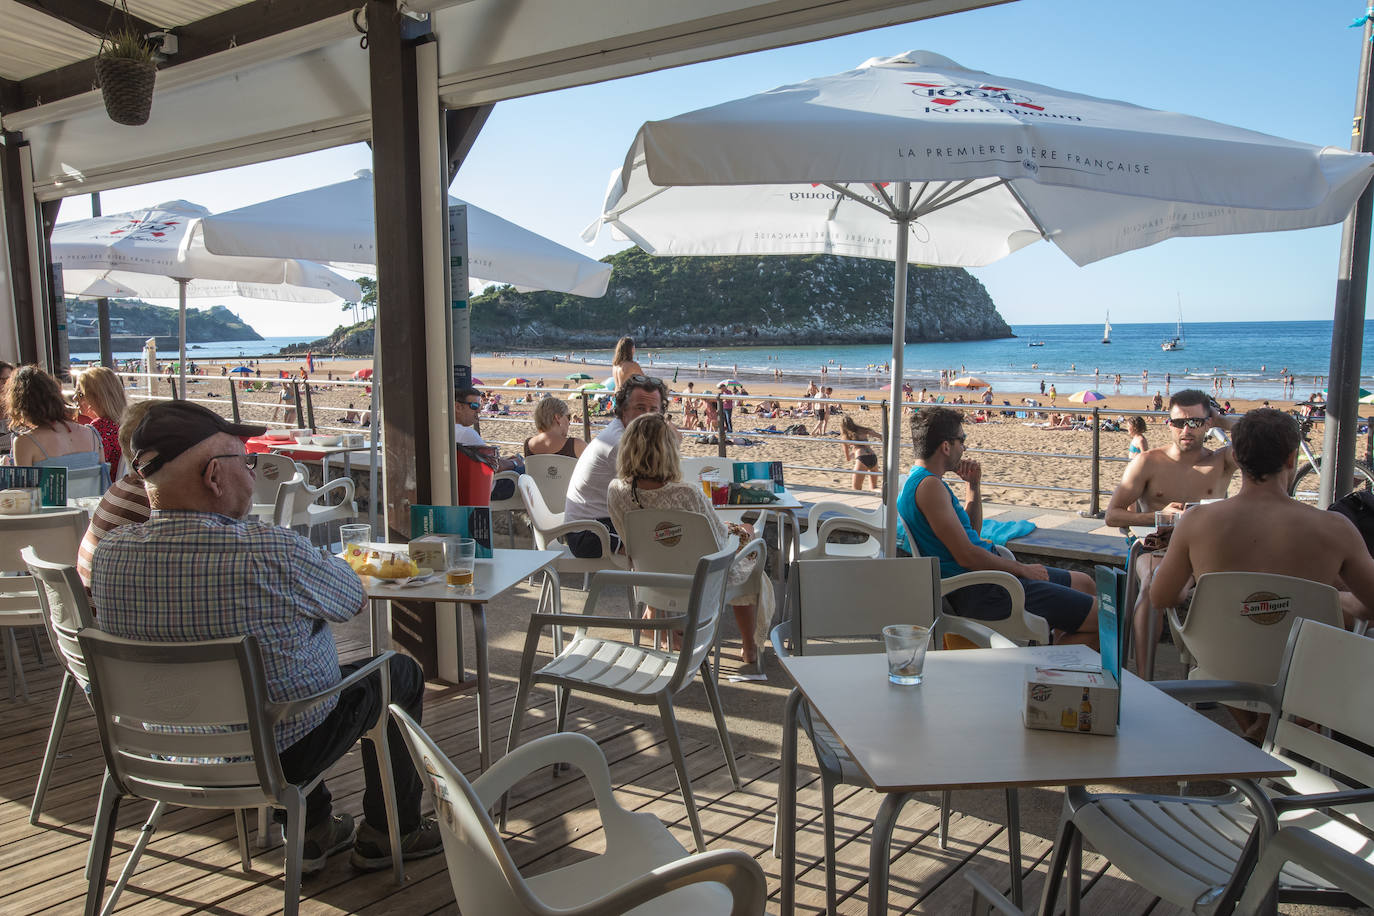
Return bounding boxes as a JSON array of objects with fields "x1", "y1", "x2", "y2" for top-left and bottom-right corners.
[{"x1": 0, "y1": 625, "x2": 1312, "y2": 915}]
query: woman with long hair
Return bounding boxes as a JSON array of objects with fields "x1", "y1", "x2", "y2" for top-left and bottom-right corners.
[
  {"x1": 607, "y1": 413, "x2": 770, "y2": 665},
  {"x1": 611, "y1": 336, "x2": 644, "y2": 389},
  {"x1": 840, "y1": 414, "x2": 882, "y2": 490},
  {"x1": 5, "y1": 365, "x2": 108, "y2": 494},
  {"x1": 522, "y1": 396, "x2": 587, "y2": 458},
  {"x1": 73, "y1": 366, "x2": 128, "y2": 471},
  {"x1": 1127, "y1": 415, "x2": 1149, "y2": 458}
]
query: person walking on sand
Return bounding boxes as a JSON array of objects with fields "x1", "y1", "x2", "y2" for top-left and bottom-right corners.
[
  {"x1": 1048, "y1": 384, "x2": 1057, "y2": 406},
  {"x1": 611, "y1": 337, "x2": 644, "y2": 389},
  {"x1": 840, "y1": 415, "x2": 882, "y2": 490}
]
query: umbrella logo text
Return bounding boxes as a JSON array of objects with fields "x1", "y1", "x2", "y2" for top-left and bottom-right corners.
[{"x1": 906, "y1": 81, "x2": 1044, "y2": 111}]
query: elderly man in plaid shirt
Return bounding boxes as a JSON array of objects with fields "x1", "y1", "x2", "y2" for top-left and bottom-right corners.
[{"x1": 91, "y1": 402, "x2": 440, "y2": 874}]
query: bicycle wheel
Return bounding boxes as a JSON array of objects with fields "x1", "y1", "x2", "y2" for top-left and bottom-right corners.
[{"x1": 1289, "y1": 459, "x2": 1374, "y2": 506}]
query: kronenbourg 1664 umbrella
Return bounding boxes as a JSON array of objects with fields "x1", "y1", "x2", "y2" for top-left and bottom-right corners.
[
  {"x1": 51, "y1": 200, "x2": 360, "y2": 393},
  {"x1": 585, "y1": 50, "x2": 1374, "y2": 553},
  {"x1": 1069, "y1": 390, "x2": 1108, "y2": 403},
  {"x1": 201, "y1": 170, "x2": 613, "y2": 298}
]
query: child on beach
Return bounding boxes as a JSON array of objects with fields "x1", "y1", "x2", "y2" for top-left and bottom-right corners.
[{"x1": 840, "y1": 415, "x2": 882, "y2": 490}]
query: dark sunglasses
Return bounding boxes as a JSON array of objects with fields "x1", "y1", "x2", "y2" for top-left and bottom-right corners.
[
  {"x1": 625, "y1": 374, "x2": 665, "y2": 387},
  {"x1": 948, "y1": 434, "x2": 967, "y2": 443},
  {"x1": 463, "y1": 401, "x2": 481, "y2": 410},
  {"x1": 202, "y1": 453, "x2": 258, "y2": 475},
  {"x1": 1168, "y1": 417, "x2": 1208, "y2": 429}
]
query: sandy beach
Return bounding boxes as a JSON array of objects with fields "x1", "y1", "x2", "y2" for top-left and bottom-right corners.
[{"x1": 170, "y1": 351, "x2": 1300, "y2": 513}]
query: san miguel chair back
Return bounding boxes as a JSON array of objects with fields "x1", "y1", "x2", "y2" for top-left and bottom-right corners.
[
  {"x1": 392, "y1": 706, "x2": 767, "y2": 915},
  {"x1": 78, "y1": 632, "x2": 404, "y2": 916},
  {"x1": 19, "y1": 548, "x2": 94, "y2": 825},
  {"x1": 506, "y1": 545, "x2": 739, "y2": 853},
  {"x1": 522, "y1": 453, "x2": 579, "y2": 515}
]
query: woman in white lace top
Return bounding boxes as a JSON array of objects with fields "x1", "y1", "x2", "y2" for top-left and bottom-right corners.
[{"x1": 607, "y1": 413, "x2": 767, "y2": 664}]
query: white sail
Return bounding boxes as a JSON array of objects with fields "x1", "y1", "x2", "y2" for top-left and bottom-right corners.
[{"x1": 1102, "y1": 312, "x2": 1112, "y2": 343}]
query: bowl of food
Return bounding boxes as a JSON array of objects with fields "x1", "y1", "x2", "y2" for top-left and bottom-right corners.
[{"x1": 313, "y1": 435, "x2": 342, "y2": 446}]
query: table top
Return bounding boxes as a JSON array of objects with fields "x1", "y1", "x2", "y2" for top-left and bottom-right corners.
[
  {"x1": 360, "y1": 548, "x2": 559, "y2": 602},
  {"x1": 268, "y1": 441, "x2": 373, "y2": 457},
  {"x1": 780, "y1": 644, "x2": 1290, "y2": 793},
  {"x1": 1006, "y1": 528, "x2": 1129, "y2": 564},
  {"x1": 714, "y1": 487, "x2": 803, "y2": 511}
]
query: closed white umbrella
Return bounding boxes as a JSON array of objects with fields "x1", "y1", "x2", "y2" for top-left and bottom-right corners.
[
  {"x1": 202, "y1": 170, "x2": 613, "y2": 298},
  {"x1": 51, "y1": 200, "x2": 361, "y2": 392},
  {"x1": 586, "y1": 51, "x2": 1374, "y2": 553}
]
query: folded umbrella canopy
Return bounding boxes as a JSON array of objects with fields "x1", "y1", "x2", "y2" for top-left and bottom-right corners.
[
  {"x1": 52, "y1": 201, "x2": 360, "y2": 393},
  {"x1": 586, "y1": 50, "x2": 1374, "y2": 554}
]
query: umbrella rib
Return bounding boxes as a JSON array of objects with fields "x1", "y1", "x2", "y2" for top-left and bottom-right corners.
[
  {"x1": 911, "y1": 180, "x2": 991, "y2": 218},
  {"x1": 820, "y1": 182, "x2": 898, "y2": 219},
  {"x1": 1000, "y1": 179, "x2": 1053, "y2": 241}
]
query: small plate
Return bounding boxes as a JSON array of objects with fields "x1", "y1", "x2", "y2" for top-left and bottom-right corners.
[{"x1": 368, "y1": 567, "x2": 436, "y2": 586}]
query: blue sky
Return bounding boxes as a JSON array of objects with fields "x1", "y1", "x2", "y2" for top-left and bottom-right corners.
[{"x1": 58, "y1": 0, "x2": 1374, "y2": 336}]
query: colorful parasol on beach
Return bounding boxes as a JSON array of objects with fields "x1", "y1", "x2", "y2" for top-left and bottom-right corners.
[
  {"x1": 951, "y1": 377, "x2": 988, "y2": 389},
  {"x1": 718, "y1": 378, "x2": 742, "y2": 387},
  {"x1": 1069, "y1": 390, "x2": 1108, "y2": 403},
  {"x1": 230, "y1": 365, "x2": 252, "y2": 374},
  {"x1": 566, "y1": 372, "x2": 593, "y2": 381},
  {"x1": 352, "y1": 368, "x2": 373, "y2": 380},
  {"x1": 579, "y1": 382, "x2": 606, "y2": 391},
  {"x1": 470, "y1": 377, "x2": 484, "y2": 386},
  {"x1": 504, "y1": 377, "x2": 530, "y2": 386}
]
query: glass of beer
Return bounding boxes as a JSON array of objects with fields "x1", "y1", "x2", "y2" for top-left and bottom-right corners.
[{"x1": 445, "y1": 538, "x2": 477, "y2": 588}]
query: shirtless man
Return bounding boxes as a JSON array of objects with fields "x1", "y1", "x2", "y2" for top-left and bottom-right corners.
[
  {"x1": 1149, "y1": 409, "x2": 1374, "y2": 729},
  {"x1": 1104, "y1": 389, "x2": 1239, "y2": 671}
]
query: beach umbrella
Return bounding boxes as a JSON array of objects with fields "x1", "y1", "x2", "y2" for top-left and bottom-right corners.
[
  {"x1": 951, "y1": 377, "x2": 988, "y2": 389},
  {"x1": 579, "y1": 382, "x2": 606, "y2": 391},
  {"x1": 352, "y1": 368, "x2": 373, "y2": 381},
  {"x1": 718, "y1": 378, "x2": 742, "y2": 387},
  {"x1": 470, "y1": 377, "x2": 484, "y2": 386},
  {"x1": 504, "y1": 377, "x2": 531, "y2": 386},
  {"x1": 51, "y1": 200, "x2": 360, "y2": 394},
  {"x1": 586, "y1": 50, "x2": 1374, "y2": 554},
  {"x1": 202, "y1": 170, "x2": 613, "y2": 298},
  {"x1": 230, "y1": 365, "x2": 252, "y2": 375},
  {"x1": 566, "y1": 372, "x2": 593, "y2": 381},
  {"x1": 1069, "y1": 390, "x2": 1108, "y2": 403}
]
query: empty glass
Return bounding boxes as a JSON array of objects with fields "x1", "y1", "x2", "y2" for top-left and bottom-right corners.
[
  {"x1": 340, "y1": 523, "x2": 371, "y2": 550},
  {"x1": 883, "y1": 624, "x2": 931, "y2": 686}
]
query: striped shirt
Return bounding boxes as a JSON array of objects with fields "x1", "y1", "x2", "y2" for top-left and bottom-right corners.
[
  {"x1": 77, "y1": 472, "x2": 151, "y2": 591},
  {"x1": 90, "y1": 511, "x2": 366, "y2": 749}
]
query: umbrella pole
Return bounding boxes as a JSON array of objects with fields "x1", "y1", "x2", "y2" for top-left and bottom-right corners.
[
  {"x1": 178, "y1": 279, "x2": 188, "y2": 399},
  {"x1": 883, "y1": 182, "x2": 911, "y2": 557}
]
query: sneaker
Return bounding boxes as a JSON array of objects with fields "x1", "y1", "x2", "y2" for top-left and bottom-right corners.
[
  {"x1": 349, "y1": 816, "x2": 443, "y2": 872},
  {"x1": 300, "y1": 813, "x2": 357, "y2": 875}
]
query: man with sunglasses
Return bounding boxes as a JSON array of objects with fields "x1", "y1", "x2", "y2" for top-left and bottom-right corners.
[
  {"x1": 91, "y1": 402, "x2": 441, "y2": 874},
  {"x1": 1105, "y1": 389, "x2": 1240, "y2": 670},
  {"x1": 455, "y1": 387, "x2": 522, "y2": 499},
  {"x1": 563, "y1": 374, "x2": 669, "y2": 558}
]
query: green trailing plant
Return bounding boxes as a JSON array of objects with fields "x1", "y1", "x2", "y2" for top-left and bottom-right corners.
[{"x1": 99, "y1": 27, "x2": 156, "y2": 62}]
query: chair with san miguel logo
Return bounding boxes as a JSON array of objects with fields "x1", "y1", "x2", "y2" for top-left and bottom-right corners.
[{"x1": 1166, "y1": 573, "x2": 1342, "y2": 710}]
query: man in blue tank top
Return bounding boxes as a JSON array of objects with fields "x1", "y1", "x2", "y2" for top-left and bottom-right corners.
[{"x1": 898, "y1": 406, "x2": 1099, "y2": 645}]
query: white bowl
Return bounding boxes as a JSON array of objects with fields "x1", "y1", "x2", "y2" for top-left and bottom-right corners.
[
  {"x1": 314, "y1": 435, "x2": 342, "y2": 446},
  {"x1": 289, "y1": 429, "x2": 314, "y2": 440}
]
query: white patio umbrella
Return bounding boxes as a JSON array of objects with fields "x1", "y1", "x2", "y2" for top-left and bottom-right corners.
[
  {"x1": 201, "y1": 170, "x2": 613, "y2": 297},
  {"x1": 51, "y1": 200, "x2": 361, "y2": 392},
  {"x1": 586, "y1": 50, "x2": 1374, "y2": 554}
]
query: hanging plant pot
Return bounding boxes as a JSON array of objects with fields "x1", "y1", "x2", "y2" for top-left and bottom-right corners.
[{"x1": 95, "y1": 54, "x2": 157, "y2": 126}]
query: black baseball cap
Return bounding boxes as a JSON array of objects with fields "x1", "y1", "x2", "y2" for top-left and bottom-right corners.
[{"x1": 132, "y1": 402, "x2": 266, "y2": 477}]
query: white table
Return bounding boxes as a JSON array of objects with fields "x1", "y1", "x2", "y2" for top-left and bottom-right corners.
[
  {"x1": 362, "y1": 548, "x2": 561, "y2": 771},
  {"x1": 716, "y1": 487, "x2": 803, "y2": 605},
  {"x1": 776, "y1": 644, "x2": 1292, "y2": 915}
]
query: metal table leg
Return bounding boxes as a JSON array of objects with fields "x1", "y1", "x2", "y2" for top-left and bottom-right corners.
[
  {"x1": 470, "y1": 602, "x2": 490, "y2": 772},
  {"x1": 779, "y1": 687, "x2": 802, "y2": 916},
  {"x1": 868, "y1": 790, "x2": 916, "y2": 916}
]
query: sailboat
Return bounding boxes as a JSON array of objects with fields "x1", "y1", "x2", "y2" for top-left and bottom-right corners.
[
  {"x1": 1102, "y1": 312, "x2": 1112, "y2": 344},
  {"x1": 1161, "y1": 296, "x2": 1185, "y2": 351}
]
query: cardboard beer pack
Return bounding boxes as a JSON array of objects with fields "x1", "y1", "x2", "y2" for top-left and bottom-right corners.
[
  {"x1": 1023, "y1": 665, "x2": 1119, "y2": 736},
  {"x1": 409, "y1": 505, "x2": 493, "y2": 557}
]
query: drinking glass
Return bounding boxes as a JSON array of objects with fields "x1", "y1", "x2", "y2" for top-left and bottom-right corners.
[
  {"x1": 340, "y1": 523, "x2": 371, "y2": 550},
  {"x1": 883, "y1": 624, "x2": 930, "y2": 686},
  {"x1": 711, "y1": 481, "x2": 730, "y2": 507},
  {"x1": 1154, "y1": 510, "x2": 1174, "y2": 532},
  {"x1": 446, "y1": 538, "x2": 477, "y2": 588}
]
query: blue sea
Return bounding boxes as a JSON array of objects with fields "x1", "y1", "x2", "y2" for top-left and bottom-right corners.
[
  {"x1": 541, "y1": 320, "x2": 1371, "y2": 401},
  {"x1": 69, "y1": 336, "x2": 316, "y2": 363}
]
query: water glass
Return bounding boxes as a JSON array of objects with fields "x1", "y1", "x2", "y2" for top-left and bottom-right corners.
[
  {"x1": 1154, "y1": 510, "x2": 1174, "y2": 532},
  {"x1": 883, "y1": 624, "x2": 930, "y2": 686},
  {"x1": 446, "y1": 538, "x2": 478, "y2": 588},
  {"x1": 340, "y1": 523, "x2": 371, "y2": 550}
]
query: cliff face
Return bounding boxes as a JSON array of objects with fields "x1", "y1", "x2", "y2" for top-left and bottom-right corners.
[
  {"x1": 65, "y1": 300, "x2": 263, "y2": 341},
  {"x1": 289, "y1": 249, "x2": 1012, "y2": 354}
]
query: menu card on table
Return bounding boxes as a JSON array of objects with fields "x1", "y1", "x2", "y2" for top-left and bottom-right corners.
[
  {"x1": 732, "y1": 460, "x2": 784, "y2": 493},
  {"x1": 1094, "y1": 564, "x2": 1126, "y2": 724},
  {"x1": 410, "y1": 505, "x2": 493, "y2": 557},
  {"x1": 0, "y1": 466, "x2": 67, "y2": 506}
]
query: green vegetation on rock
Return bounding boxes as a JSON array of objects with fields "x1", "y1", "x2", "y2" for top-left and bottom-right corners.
[{"x1": 65, "y1": 299, "x2": 262, "y2": 341}]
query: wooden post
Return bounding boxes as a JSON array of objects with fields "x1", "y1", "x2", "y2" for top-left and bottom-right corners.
[
  {"x1": 716, "y1": 395, "x2": 727, "y2": 458},
  {"x1": 581, "y1": 392, "x2": 592, "y2": 441},
  {"x1": 228, "y1": 376, "x2": 240, "y2": 423},
  {"x1": 880, "y1": 400, "x2": 890, "y2": 505},
  {"x1": 1088, "y1": 406, "x2": 1102, "y2": 517},
  {"x1": 291, "y1": 382, "x2": 305, "y2": 429},
  {"x1": 303, "y1": 382, "x2": 316, "y2": 430}
]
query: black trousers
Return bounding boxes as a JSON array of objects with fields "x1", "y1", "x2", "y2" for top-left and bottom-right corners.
[{"x1": 277, "y1": 654, "x2": 425, "y2": 833}]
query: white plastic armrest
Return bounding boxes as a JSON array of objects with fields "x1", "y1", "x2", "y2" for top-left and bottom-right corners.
[
  {"x1": 935, "y1": 615, "x2": 1018, "y2": 649},
  {"x1": 306, "y1": 477, "x2": 355, "y2": 504},
  {"x1": 272, "y1": 650, "x2": 394, "y2": 721},
  {"x1": 575, "y1": 849, "x2": 768, "y2": 916},
  {"x1": 993, "y1": 544, "x2": 1015, "y2": 560},
  {"x1": 544, "y1": 517, "x2": 613, "y2": 554},
  {"x1": 942, "y1": 570, "x2": 1027, "y2": 611}
]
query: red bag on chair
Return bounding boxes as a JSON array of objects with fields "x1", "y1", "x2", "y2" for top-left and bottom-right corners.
[{"x1": 455, "y1": 447, "x2": 493, "y2": 507}]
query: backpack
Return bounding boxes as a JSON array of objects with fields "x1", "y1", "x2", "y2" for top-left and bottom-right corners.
[{"x1": 1329, "y1": 488, "x2": 1374, "y2": 557}]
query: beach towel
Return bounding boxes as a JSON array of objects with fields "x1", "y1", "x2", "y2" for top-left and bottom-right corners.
[{"x1": 980, "y1": 518, "x2": 1035, "y2": 546}]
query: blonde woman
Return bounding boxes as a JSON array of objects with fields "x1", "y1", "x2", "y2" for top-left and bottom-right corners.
[
  {"x1": 607, "y1": 413, "x2": 770, "y2": 664},
  {"x1": 522, "y1": 396, "x2": 587, "y2": 458},
  {"x1": 610, "y1": 336, "x2": 644, "y2": 389},
  {"x1": 74, "y1": 366, "x2": 128, "y2": 471}
]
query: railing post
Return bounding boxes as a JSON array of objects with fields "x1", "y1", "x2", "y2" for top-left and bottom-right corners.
[
  {"x1": 581, "y1": 392, "x2": 591, "y2": 441},
  {"x1": 880, "y1": 400, "x2": 891, "y2": 504},
  {"x1": 291, "y1": 382, "x2": 305, "y2": 428},
  {"x1": 303, "y1": 382, "x2": 316, "y2": 430},
  {"x1": 1086, "y1": 406, "x2": 1103, "y2": 518},
  {"x1": 716, "y1": 395, "x2": 727, "y2": 458},
  {"x1": 228, "y1": 376, "x2": 240, "y2": 423}
]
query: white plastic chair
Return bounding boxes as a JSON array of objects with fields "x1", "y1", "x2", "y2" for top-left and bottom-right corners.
[
  {"x1": 254, "y1": 452, "x2": 357, "y2": 544},
  {"x1": 522, "y1": 453, "x2": 579, "y2": 515},
  {"x1": 78, "y1": 632, "x2": 405, "y2": 916},
  {"x1": 619, "y1": 508, "x2": 767, "y2": 679},
  {"x1": 507, "y1": 545, "x2": 739, "y2": 853},
  {"x1": 19, "y1": 548, "x2": 95, "y2": 825},
  {"x1": 967, "y1": 825, "x2": 1374, "y2": 915},
  {"x1": 392, "y1": 706, "x2": 766, "y2": 915},
  {"x1": 249, "y1": 451, "x2": 300, "y2": 520},
  {"x1": 1041, "y1": 619, "x2": 1374, "y2": 915},
  {"x1": 489, "y1": 470, "x2": 525, "y2": 547},
  {"x1": 0, "y1": 509, "x2": 85, "y2": 701},
  {"x1": 1167, "y1": 572, "x2": 1342, "y2": 700},
  {"x1": 771, "y1": 557, "x2": 1025, "y2": 913},
  {"x1": 794, "y1": 500, "x2": 884, "y2": 560},
  {"x1": 517, "y1": 473, "x2": 628, "y2": 588}
]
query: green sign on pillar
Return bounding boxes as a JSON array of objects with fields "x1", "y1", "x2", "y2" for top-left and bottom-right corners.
[{"x1": 449, "y1": 204, "x2": 471, "y2": 390}]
